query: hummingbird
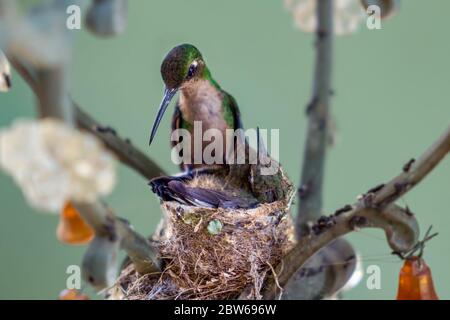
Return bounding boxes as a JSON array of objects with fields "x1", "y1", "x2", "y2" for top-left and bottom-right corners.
[
  {"x1": 148, "y1": 44, "x2": 290, "y2": 208},
  {"x1": 148, "y1": 43, "x2": 243, "y2": 171},
  {"x1": 148, "y1": 43, "x2": 253, "y2": 207}
]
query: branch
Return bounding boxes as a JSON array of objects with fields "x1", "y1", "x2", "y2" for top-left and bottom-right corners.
[
  {"x1": 7, "y1": 54, "x2": 163, "y2": 283},
  {"x1": 36, "y1": 66, "x2": 74, "y2": 124},
  {"x1": 373, "y1": 126, "x2": 450, "y2": 207},
  {"x1": 8, "y1": 56, "x2": 166, "y2": 180},
  {"x1": 263, "y1": 125, "x2": 450, "y2": 299},
  {"x1": 296, "y1": 0, "x2": 333, "y2": 236},
  {"x1": 86, "y1": 0, "x2": 128, "y2": 37},
  {"x1": 287, "y1": 0, "x2": 357, "y2": 299},
  {"x1": 3, "y1": 3, "x2": 164, "y2": 292},
  {"x1": 74, "y1": 104, "x2": 165, "y2": 180},
  {"x1": 73, "y1": 201, "x2": 161, "y2": 275},
  {"x1": 263, "y1": 203, "x2": 419, "y2": 299}
]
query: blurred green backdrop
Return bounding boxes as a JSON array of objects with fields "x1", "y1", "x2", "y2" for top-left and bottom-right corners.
[{"x1": 1, "y1": 0, "x2": 449, "y2": 300}]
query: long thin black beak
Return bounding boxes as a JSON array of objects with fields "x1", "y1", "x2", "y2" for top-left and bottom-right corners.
[{"x1": 149, "y1": 87, "x2": 177, "y2": 145}]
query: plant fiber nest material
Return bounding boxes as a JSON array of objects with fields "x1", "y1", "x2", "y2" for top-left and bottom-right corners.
[{"x1": 111, "y1": 171, "x2": 295, "y2": 300}]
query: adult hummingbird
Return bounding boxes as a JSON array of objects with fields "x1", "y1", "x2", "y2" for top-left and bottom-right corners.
[
  {"x1": 149, "y1": 43, "x2": 243, "y2": 171},
  {"x1": 148, "y1": 44, "x2": 289, "y2": 207}
]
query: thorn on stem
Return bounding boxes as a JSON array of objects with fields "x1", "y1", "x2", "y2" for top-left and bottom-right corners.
[
  {"x1": 317, "y1": 29, "x2": 327, "y2": 40},
  {"x1": 311, "y1": 215, "x2": 336, "y2": 235},
  {"x1": 404, "y1": 205, "x2": 414, "y2": 217},
  {"x1": 403, "y1": 158, "x2": 415, "y2": 173},
  {"x1": 305, "y1": 96, "x2": 319, "y2": 114},
  {"x1": 366, "y1": 183, "x2": 385, "y2": 194},
  {"x1": 349, "y1": 216, "x2": 368, "y2": 229},
  {"x1": 334, "y1": 204, "x2": 353, "y2": 216},
  {"x1": 297, "y1": 182, "x2": 311, "y2": 199},
  {"x1": 95, "y1": 125, "x2": 117, "y2": 136},
  {"x1": 362, "y1": 193, "x2": 375, "y2": 208},
  {"x1": 3, "y1": 73, "x2": 12, "y2": 89}
]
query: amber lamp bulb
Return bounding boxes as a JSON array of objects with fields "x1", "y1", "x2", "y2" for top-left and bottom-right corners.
[
  {"x1": 59, "y1": 289, "x2": 89, "y2": 300},
  {"x1": 57, "y1": 202, "x2": 94, "y2": 245},
  {"x1": 396, "y1": 256, "x2": 439, "y2": 300}
]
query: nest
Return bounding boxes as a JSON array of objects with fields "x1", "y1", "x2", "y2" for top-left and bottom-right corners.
[{"x1": 110, "y1": 170, "x2": 295, "y2": 300}]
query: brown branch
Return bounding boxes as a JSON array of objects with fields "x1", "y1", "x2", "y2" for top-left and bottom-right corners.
[
  {"x1": 8, "y1": 55, "x2": 163, "y2": 281},
  {"x1": 8, "y1": 56, "x2": 166, "y2": 180},
  {"x1": 74, "y1": 104, "x2": 165, "y2": 180},
  {"x1": 373, "y1": 126, "x2": 450, "y2": 207},
  {"x1": 73, "y1": 201, "x2": 161, "y2": 275},
  {"x1": 263, "y1": 125, "x2": 450, "y2": 299},
  {"x1": 263, "y1": 203, "x2": 419, "y2": 299}
]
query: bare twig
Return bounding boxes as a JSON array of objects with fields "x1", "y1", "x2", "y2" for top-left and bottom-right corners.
[
  {"x1": 263, "y1": 125, "x2": 450, "y2": 299},
  {"x1": 73, "y1": 201, "x2": 161, "y2": 275},
  {"x1": 263, "y1": 203, "x2": 418, "y2": 299},
  {"x1": 296, "y1": 0, "x2": 334, "y2": 236},
  {"x1": 373, "y1": 126, "x2": 450, "y2": 207},
  {"x1": 86, "y1": 0, "x2": 128, "y2": 37},
  {"x1": 36, "y1": 66, "x2": 74, "y2": 124},
  {"x1": 288, "y1": 0, "x2": 356, "y2": 299},
  {"x1": 74, "y1": 105, "x2": 165, "y2": 180},
  {"x1": 7, "y1": 54, "x2": 163, "y2": 279},
  {"x1": 8, "y1": 56, "x2": 166, "y2": 180}
]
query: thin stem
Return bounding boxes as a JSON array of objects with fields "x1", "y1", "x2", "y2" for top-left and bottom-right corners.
[
  {"x1": 296, "y1": 0, "x2": 334, "y2": 236},
  {"x1": 73, "y1": 201, "x2": 161, "y2": 274},
  {"x1": 373, "y1": 125, "x2": 450, "y2": 207},
  {"x1": 36, "y1": 66, "x2": 74, "y2": 125},
  {"x1": 263, "y1": 125, "x2": 450, "y2": 299},
  {"x1": 74, "y1": 104, "x2": 165, "y2": 180},
  {"x1": 287, "y1": 0, "x2": 355, "y2": 300},
  {"x1": 8, "y1": 55, "x2": 163, "y2": 275},
  {"x1": 8, "y1": 56, "x2": 166, "y2": 180},
  {"x1": 263, "y1": 203, "x2": 419, "y2": 299}
]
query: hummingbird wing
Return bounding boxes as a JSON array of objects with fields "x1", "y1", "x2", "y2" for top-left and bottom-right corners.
[
  {"x1": 171, "y1": 102, "x2": 183, "y2": 139},
  {"x1": 171, "y1": 102, "x2": 189, "y2": 171},
  {"x1": 223, "y1": 92, "x2": 244, "y2": 130},
  {"x1": 150, "y1": 178, "x2": 258, "y2": 209}
]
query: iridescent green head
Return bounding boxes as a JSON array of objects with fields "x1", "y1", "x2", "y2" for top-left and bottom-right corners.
[
  {"x1": 149, "y1": 44, "x2": 206, "y2": 145},
  {"x1": 160, "y1": 44, "x2": 205, "y2": 90}
]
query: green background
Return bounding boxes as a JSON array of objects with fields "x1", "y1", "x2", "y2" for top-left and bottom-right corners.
[{"x1": 1, "y1": 0, "x2": 449, "y2": 300}]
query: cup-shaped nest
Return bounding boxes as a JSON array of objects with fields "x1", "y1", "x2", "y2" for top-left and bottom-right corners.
[{"x1": 111, "y1": 169, "x2": 295, "y2": 300}]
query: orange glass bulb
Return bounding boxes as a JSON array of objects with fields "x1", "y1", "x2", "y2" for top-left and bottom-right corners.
[
  {"x1": 396, "y1": 256, "x2": 439, "y2": 300},
  {"x1": 57, "y1": 202, "x2": 94, "y2": 245},
  {"x1": 59, "y1": 289, "x2": 89, "y2": 300}
]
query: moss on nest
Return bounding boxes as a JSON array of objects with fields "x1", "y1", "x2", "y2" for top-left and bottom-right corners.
[{"x1": 110, "y1": 170, "x2": 295, "y2": 300}]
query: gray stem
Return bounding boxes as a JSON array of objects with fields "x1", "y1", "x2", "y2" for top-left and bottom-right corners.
[
  {"x1": 7, "y1": 55, "x2": 162, "y2": 276},
  {"x1": 288, "y1": 0, "x2": 355, "y2": 300},
  {"x1": 36, "y1": 66, "x2": 74, "y2": 125},
  {"x1": 8, "y1": 56, "x2": 166, "y2": 180},
  {"x1": 296, "y1": 0, "x2": 333, "y2": 236},
  {"x1": 263, "y1": 125, "x2": 450, "y2": 299},
  {"x1": 74, "y1": 103, "x2": 165, "y2": 180},
  {"x1": 73, "y1": 201, "x2": 161, "y2": 274},
  {"x1": 373, "y1": 125, "x2": 450, "y2": 207},
  {"x1": 263, "y1": 203, "x2": 419, "y2": 299}
]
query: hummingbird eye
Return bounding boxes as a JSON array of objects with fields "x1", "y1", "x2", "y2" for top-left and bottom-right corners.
[{"x1": 186, "y1": 61, "x2": 198, "y2": 79}]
